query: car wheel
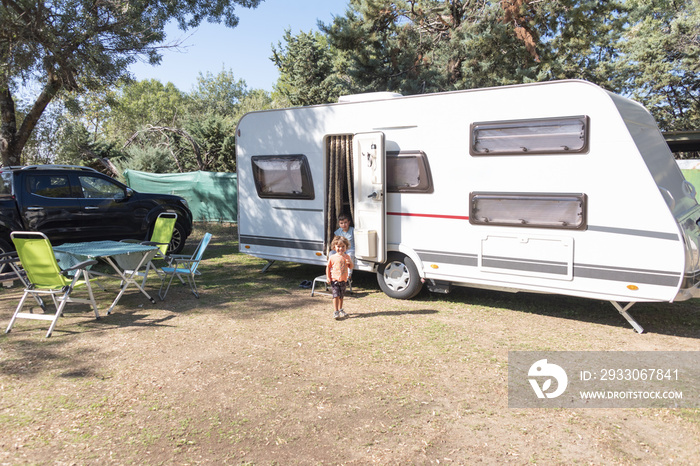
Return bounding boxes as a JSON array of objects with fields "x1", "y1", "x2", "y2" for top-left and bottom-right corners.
[
  {"x1": 377, "y1": 252, "x2": 423, "y2": 299},
  {"x1": 0, "y1": 237, "x2": 13, "y2": 274},
  {"x1": 168, "y1": 222, "x2": 187, "y2": 254}
]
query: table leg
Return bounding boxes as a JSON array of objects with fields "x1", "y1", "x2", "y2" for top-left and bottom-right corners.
[{"x1": 103, "y1": 253, "x2": 157, "y2": 314}]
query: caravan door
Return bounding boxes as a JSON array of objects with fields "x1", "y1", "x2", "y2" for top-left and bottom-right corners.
[{"x1": 353, "y1": 132, "x2": 386, "y2": 263}]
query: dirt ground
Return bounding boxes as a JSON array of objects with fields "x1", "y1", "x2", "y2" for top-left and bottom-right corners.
[{"x1": 1, "y1": 224, "x2": 699, "y2": 465}]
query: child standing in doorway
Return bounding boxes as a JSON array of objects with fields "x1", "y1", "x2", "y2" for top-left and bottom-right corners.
[
  {"x1": 334, "y1": 214, "x2": 355, "y2": 277},
  {"x1": 326, "y1": 236, "x2": 353, "y2": 320}
]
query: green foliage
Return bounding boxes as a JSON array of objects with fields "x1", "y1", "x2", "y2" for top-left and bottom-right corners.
[
  {"x1": 185, "y1": 114, "x2": 237, "y2": 172},
  {"x1": 6, "y1": 0, "x2": 698, "y2": 172},
  {"x1": 615, "y1": 0, "x2": 700, "y2": 131},
  {"x1": 113, "y1": 146, "x2": 176, "y2": 179},
  {"x1": 0, "y1": 0, "x2": 264, "y2": 166},
  {"x1": 54, "y1": 121, "x2": 93, "y2": 165},
  {"x1": 189, "y1": 69, "x2": 248, "y2": 115},
  {"x1": 318, "y1": 0, "x2": 435, "y2": 94},
  {"x1": 313, "y1": 0, "x2": 629, "y2": 94},
  {"x1": 272, "y1": 29, "x2": 343, "y2": 106},
  {"x1": 83, "y1": 69, "x2": 280, "y2": 174},
  {"x1": 108, "y1": 80, "x2": 188, "y2": 139},
  {"x1": 17, "y1": 100, "x2": 67, "y2": 166},
  {"x1": 531, "y1": 0, "x2": 627, "y2": 84},
  {"x1": 271, "y1": 0, "x2": 699, "y2": 132},
  {"x1": 54, "y1": 120, "x2": 127, "y2": 174},
  {"x1": 234, "y1": 89, "x2": 278, "y2": 120}
]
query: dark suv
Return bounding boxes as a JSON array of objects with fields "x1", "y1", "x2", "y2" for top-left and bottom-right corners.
[{"x1": 0, "y1": 165, "x2": 193, "y2": 255}]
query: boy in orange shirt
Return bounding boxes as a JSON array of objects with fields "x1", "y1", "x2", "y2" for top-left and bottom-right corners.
[{"x1": 326, "y1": 235, "x2": 354, "y2": 320}]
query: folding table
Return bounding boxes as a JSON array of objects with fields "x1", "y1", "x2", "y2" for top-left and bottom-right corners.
[{"x1": 53, "y1": 240, "x2": 159, "y2": 314}]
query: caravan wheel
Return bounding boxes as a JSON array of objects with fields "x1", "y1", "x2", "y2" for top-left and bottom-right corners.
[{"x1": 377, "y1": 253, "x2": 423, "y2": 300}]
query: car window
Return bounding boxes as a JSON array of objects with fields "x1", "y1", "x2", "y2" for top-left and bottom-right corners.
[
  {"x1": 27, "y1": 175, "x2": 73, "y2": 198},
  {"x1": 78, "y1": 175, "x2": 125, "y2": 199},
  {"x1": 0, "y1": 172, "x2": 12, "y2": 197}
]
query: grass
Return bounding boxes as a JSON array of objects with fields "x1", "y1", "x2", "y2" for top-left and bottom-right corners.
[{"x1": 0, "y1": 222, "x2": 698, "y2": 464}]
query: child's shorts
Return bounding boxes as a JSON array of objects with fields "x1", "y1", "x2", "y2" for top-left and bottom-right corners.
[{"x1": 330, "y1": 280, "x2": 347, "y2": 298}]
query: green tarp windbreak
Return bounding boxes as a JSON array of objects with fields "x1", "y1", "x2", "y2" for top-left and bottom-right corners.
[{"x1": 123, "y1": 170, "x2": 237, "y2": 223}]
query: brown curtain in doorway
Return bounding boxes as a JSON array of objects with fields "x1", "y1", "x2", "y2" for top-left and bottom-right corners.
[{"x1": 325, "y1": 135, "x2": 354, "y2": 254}]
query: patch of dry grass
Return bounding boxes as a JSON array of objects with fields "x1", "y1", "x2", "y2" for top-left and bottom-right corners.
[{"x1": 0, "y1": 223, "x2": 698, "y2": 464}]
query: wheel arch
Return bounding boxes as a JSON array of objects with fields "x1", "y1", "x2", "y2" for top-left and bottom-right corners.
[{"x1": 387, "y1": 243, "x2": 425, "y2": 279}]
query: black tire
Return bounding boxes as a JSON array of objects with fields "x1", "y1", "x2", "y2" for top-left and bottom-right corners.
[
  {"x1": 168, "y1": 222, "x2": 187, "y2": 254},
  {"x1": 376, "y1": 252, "x2": 423, "y2": 299},
  {"x1": 0, "y1": 237, "x2": 12, "y2": 254},
  {"x1": 0, "y1": 237, "x2": 13, "y2": 275}
]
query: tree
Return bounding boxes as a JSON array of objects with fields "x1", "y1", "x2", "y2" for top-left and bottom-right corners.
[
  {"x1": 318, "y1": 0, "x2": 436, "y2": 95},
  {"x1": 315, "y1": 0, "x2": 630, "y2": 94},
  {"x1": 103, "y1": 80, "x2": 189, "y2": 144},
  {"x1": 114, "y1": 71, "x2": 251, "y2": 172},
  {"x1": 185, "y1": 114, "x2": 237, "y2": 172},
  {"x1": 528, "y1": 0, "x2": 627, "y2": 85},
  {"x1": 189, "y1": 68, "x2": 248, "y2": 115},
  {"x1": 276, "y1": 0, "x2": 699, "y2": 131},
  {"x1": 58, "y1": 68, "x2": 279, "y2": 174},
  {"x1": 100, "y1": 71, "x2": 277, "y2": 173},
  {"x1": 55, "y1": 120, "x2": 125, "y2": 175},
  {"x1": 0, "y1": 0, "x2": 264, "y2": 167},
  {"x1": 615, "y1": 0, "x2": 700, "y2": 131},
  {"x1": 235, "y1": 88, "x2": 279, "y2": 120},
  {"x1": 272, "y1": 29, "x2": 343, "y2": 106},
  {"x1": 17, "y1": 99, "x2": 66, "y2": 165}
]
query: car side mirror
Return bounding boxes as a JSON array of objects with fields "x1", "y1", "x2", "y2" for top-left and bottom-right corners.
[{"x1": 115, "y1": 188, "x2": 133, "y2": 202}]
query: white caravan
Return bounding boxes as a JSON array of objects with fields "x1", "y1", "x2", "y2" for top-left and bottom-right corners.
[{"x1": 236, "y1": 80, "x2": 700, "y2": 333}]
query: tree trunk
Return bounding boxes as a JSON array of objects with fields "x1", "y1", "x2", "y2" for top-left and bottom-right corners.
[
  {"x1": 0, "y1": 77, "x2": 62, "y2": 167},
  {"x1": 0, "y1": 85, "x2": 21, "y2": 167}
]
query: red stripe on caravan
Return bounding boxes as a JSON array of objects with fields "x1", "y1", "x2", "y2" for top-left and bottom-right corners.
[{"x1": 387, "y1": 212, "x2": 470, "y2": 220}]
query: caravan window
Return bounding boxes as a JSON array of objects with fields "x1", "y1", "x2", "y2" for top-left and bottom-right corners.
[
  {"x1": 469, "y1": 192, "x2": 587, "y2": 230},
  {"x1": 251, "y1": 155, "x2": 314, "y2": 200},
  {"x1": 387, "y1": 151, "x2": 433, "y2": 193},
  {"x1": 470, "y1": 116, "x2": 589, "y2": 155}
]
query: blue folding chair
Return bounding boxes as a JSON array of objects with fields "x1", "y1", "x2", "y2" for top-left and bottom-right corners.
[{"x1": 158, "y1": 233, "x2": 212, "y2": 300}]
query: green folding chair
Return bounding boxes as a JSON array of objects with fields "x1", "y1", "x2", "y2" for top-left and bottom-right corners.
[
  {"x1": 122, "y1": 212, "x2": 177, "y2": 287},
  {"x1": 0, "y1": 251, "x2": 47, "y2": 310},
  {"x1": 6, "y1": 232, "x2": 99, "y2": 338},
  {"x1": 159, "y1": 233, "x2": 212, "y2": 300},
  {"x1": 147, "y1": 212, "x2": 178, "y2": 258}
]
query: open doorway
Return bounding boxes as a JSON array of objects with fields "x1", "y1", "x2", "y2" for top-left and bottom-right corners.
[{"x1": 324, "y1": 134, "x2": 354, "y2": 254}]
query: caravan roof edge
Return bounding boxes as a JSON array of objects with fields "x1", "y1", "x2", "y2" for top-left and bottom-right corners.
[{"x1": 236, "y1": 79, "x2": 606, "y2": 119}]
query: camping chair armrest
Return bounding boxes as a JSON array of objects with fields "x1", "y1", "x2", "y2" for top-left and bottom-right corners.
[
  {"x1": 62, "y1": 259, "x2": 98, "y2": 273},
  {"x1": 141, "y1": 240, "x2": 168, "y2": 247},
  {"x1": 120, "y1": 239, "x2": 167, "y2": 246},
  {"x1": 121, "y1": 239, "x2": 169, "y2": 256},
  {"x1": 170, "y1": 257, "x2": 195, "y2": 267},
  {"x1": 0, "y1": 251, "x2": 24, "y2": 282},
  {"x1": 0, "y1": 251, "x2": 20, "y2": 265},
  {"x1": 163, "y1": 253, "x2": 189, "y2": 265}
]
